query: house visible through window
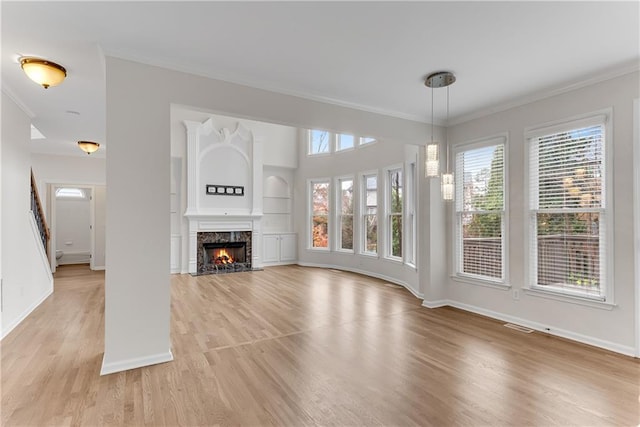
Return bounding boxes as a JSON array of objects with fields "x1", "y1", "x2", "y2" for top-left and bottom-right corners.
[
  {"x1": 527, "y1": 116, "x2": 608, "y2": 299},
  {"x1": 455, "y1": 139, "x2": 505, "y2": 281},
  {"x1": 310, "y1": 180, "x2": 330, "y2": 248},
  {"x1": 362, "y1": 174, "x2": 377, "y2": 255}
]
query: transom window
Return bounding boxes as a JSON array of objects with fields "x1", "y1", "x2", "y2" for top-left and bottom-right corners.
[
  {"x1": 336, "y1": 134, "x2": 355, "y2": 151},
  {"x1": 309, "y1": 130, "x2": 330, "y2": 155},
  {"x1": 527, "y1": 114, "x2": 609, "y2": 300},
  {"x1": 454, "y1": 138, "x2": 506, "y2": 281}
]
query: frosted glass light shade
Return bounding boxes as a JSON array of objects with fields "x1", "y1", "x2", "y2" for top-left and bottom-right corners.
[
  {"x1": 425, "y1": 143, "x2": 440, "y2": 177},
  {"x1": 77, "y1": 140, "x2": 100, "y2": 155},
  {"x1": 20, "y1": 57, "x2": 66, "y2": 89},
  {"x1": 442, "y1": 173, "x2": 454, "y2": 201}
]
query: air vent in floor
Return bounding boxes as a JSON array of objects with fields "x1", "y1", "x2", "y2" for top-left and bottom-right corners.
[{"x1": 504, "y1": 323, "x2": 534, "y2": 333}]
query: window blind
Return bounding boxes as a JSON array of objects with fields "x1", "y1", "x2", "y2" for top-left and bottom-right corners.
[
  {"x1": 529, "y1": 123, "x2": 605, "y2": 298},
  {"x1": 455, "y1": 142, "x2": 505, "y2": 280}
]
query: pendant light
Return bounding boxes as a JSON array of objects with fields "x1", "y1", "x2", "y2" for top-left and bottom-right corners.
[
  {"x1": 424, "y1": 71, "x2": 456, "y2": 201},
  {"x1": 441, "y1": 84, "x2": 455, "y2": 201},
  {"x1": 425, "y1": 83, "x2": 439, "y2": 177}
]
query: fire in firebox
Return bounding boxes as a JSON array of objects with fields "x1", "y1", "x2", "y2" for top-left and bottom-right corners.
[{"x1": 212, "y1": 248, "x2": 234, "y2": 265}]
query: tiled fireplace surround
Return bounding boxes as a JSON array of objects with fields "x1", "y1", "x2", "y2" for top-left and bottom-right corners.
[{"x1": 196, "y1": 230, "x2": 252, "y2": 275}]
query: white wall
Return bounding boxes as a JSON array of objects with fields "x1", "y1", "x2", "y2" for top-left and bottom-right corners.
[
  {"x1": 105, "y1": 57, "x2": 431, "y2": 373},
  {"x1": 1, "y1": 92, "x2": 53, "y2": 339},
  {"x1": 445, "y1": 71, "x2": 639, "y2": 355},
  {"x1": 55, "y1": 197, "x2": 91, "y2": 264}
]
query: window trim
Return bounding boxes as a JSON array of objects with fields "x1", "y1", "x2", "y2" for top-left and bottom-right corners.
[
  {"x1": 360, "y1": 170, "x2": 379, "y2": 257},
  {"x1": 383, "y1": 164, "x2": 403, "y2": 261},
  {"x1": 358, "y1": 136, "x2": 377, "y2": 147},
  {"x1": 404, "y1": 153, "x2": 418, "y2": 269},
  {"x1": 524, "y1": 109, "x2": 613, "y2": 304},
  {"x1": 452, "y1": 134, "x2": 509, "y2": 286},
  {"x1": 334, "y1": 174, "x2": 355, "y2": 253},
  {"x1": 308, "y1": 178, "x2": 331, "y2": 251}
]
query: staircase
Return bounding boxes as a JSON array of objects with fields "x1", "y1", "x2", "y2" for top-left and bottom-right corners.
[{"x1": 30, "y1": 170, "x2": 50, "y2": 259}]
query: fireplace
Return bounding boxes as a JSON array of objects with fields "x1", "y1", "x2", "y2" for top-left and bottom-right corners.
[
  {"x1": 204, "y1": 242, "x2": 247, "y2": 269},
  {"x1": 196, "y1": 231, "x2": 252, "y2": 275}
]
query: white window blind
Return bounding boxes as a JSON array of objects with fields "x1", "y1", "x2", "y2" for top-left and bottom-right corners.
[
  {"x1": 528, "y1": 122, "x2": 606, "y2": 298},
  {"x1": 455, "y1": 141, "x2": 505, "y2": 280}
]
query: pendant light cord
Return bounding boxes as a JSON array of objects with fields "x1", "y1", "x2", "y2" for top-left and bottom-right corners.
[
  {"x1": 430, "y1": 85, "x2": 434, "y2": 142},
  {"x1": 445, "y1": 85, "x2": 450, "y2": 173}
]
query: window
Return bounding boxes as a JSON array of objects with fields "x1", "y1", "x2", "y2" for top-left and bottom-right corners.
[
  {"x1": 55, "y1": 187, "x2": 87, "y2": 199},
  {"x1": 337, "y1": 177, "x2": 354, "y2": 251},
  {"x1": 309, "y1": 130, "x2": 330, "y2": 155},
  {"x1": 336, "y1": 134, "x2": 355, "y2": 151},
  {"x1": 362, "y1": 173, "x2": 378, "y2": 255},
  {"x1": 359, "y1": 136, "x2": 376, "y2": 146},
  {"x1": 527, "y1": 115, "x2": 609, "y2": 300},
  {"x1": 455, "y1": 138, "x2": 505, "y2": 281},
  {"x1": 310, "y1": 180, "x2": 330, "y2": 249},
  {"x1": 387, "y1": 168, "x2": 403, "y2": 259}
]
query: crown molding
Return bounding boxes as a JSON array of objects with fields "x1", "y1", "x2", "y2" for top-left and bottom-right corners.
[
  {"x1": 101, "y1": 48, "x2": 428, "y2": 124},
  {"x1": 450, "y1": 60, "x2": 640, "y2": 126},
  {"x1": 1, "y1": 83, "x2": 35, "y2": 118}
]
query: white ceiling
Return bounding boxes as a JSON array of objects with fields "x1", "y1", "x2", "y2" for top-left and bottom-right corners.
[{"x1": 2, "y1": 1, "x2": 639, "y2": 158}]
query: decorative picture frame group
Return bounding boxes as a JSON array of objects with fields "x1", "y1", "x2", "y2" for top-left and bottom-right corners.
[{"x1": 206, "y1": 184, "x2": 244, "y2": 196}]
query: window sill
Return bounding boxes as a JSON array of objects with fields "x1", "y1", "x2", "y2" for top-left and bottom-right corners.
[
  {"x1": 336, "y1": 249, "x2": 354, "y2": 255},
  {"x1": 451, "y1": 274, "x2": 511, "y2": 290},
  {"x1": 383, "y1": 256, "x2": 404, "y2": 265},
  {"x1": 359, "y1": 252, "x2": 379, "y2": 259},
  {"x1": 307, "y1": 152, "x2": 331, "y2": 158},
  {"x1": 307, "y1": 247, "x2": 330, "y2": 252},
  {"x1": 524, "y1": 287, "x2": 616, "y2": 310}
]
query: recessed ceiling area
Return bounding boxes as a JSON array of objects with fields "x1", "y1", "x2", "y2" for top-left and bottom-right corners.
[{"x1": 2, "y1": 2, "x2": 638, "y2": 158}]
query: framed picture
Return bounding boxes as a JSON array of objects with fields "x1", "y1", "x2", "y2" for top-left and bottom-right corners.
[{"x1": 206, "y1": 184, "x2": 244, "y2": 196}]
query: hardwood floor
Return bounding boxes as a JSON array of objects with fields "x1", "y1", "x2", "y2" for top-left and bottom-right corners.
[{"x1": 1, "y1": 264, "x2": 638, "y2": 426}]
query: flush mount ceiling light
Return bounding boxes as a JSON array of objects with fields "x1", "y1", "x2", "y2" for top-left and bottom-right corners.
[
  {"x1": 424, "y1": 71, "x2": 456, "y2": 201},
  {"x1": 77, "y1": 140, "x2": 100, "y2": 155},
  {"x1": 19, "y1": 57, "x2": 67, "y2": 89}
]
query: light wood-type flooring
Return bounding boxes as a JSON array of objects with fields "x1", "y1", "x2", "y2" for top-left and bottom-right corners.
[{"x1": 1, "y1": 264, "x2": 639, "y2": 426}]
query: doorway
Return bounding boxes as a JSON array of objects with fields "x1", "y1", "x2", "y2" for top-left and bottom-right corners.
[{"x1": 49, "y1": 184, "x2": 95, "y2": 273}]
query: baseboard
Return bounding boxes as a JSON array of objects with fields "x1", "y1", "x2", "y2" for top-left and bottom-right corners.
[
  {"x1": 441, "y1": 300, "x2": 635, "y2": 357},
  {"x1": 421, "y1": 299, "x2": 449, "y2": 309},
  {"x1": 100, "y1": 350, "x2": 174, "y2": 375},
  {"x1": 1, "y1": 286, "x2": 53, "y2": 340},
  {"x1": 296, "y1": 262, "x2": 423, "y2": 299},
  {"x1": 92, "y1": 266, "x2": 105, "y2": 271}
]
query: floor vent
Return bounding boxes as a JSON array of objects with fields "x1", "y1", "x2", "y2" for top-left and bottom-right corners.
[{"x1": 504, "y1": 323, "x2": 534, "y2": 333}]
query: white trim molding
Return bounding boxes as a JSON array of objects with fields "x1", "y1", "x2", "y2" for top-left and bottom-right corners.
[
  {"x1": 100, "y1": 350, "x2": 174, "y2": 376},
  {"x1": 633, "y1": 98, "x2": 640, "y2": 357}
]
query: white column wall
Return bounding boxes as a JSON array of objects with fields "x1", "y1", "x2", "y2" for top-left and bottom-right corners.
[
  {"x1": 103, "y1": 57, "x2": 431, "y2": 373},
  {"x1": 1, "y1": 92, "x2": 54, "y2": 339}
]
